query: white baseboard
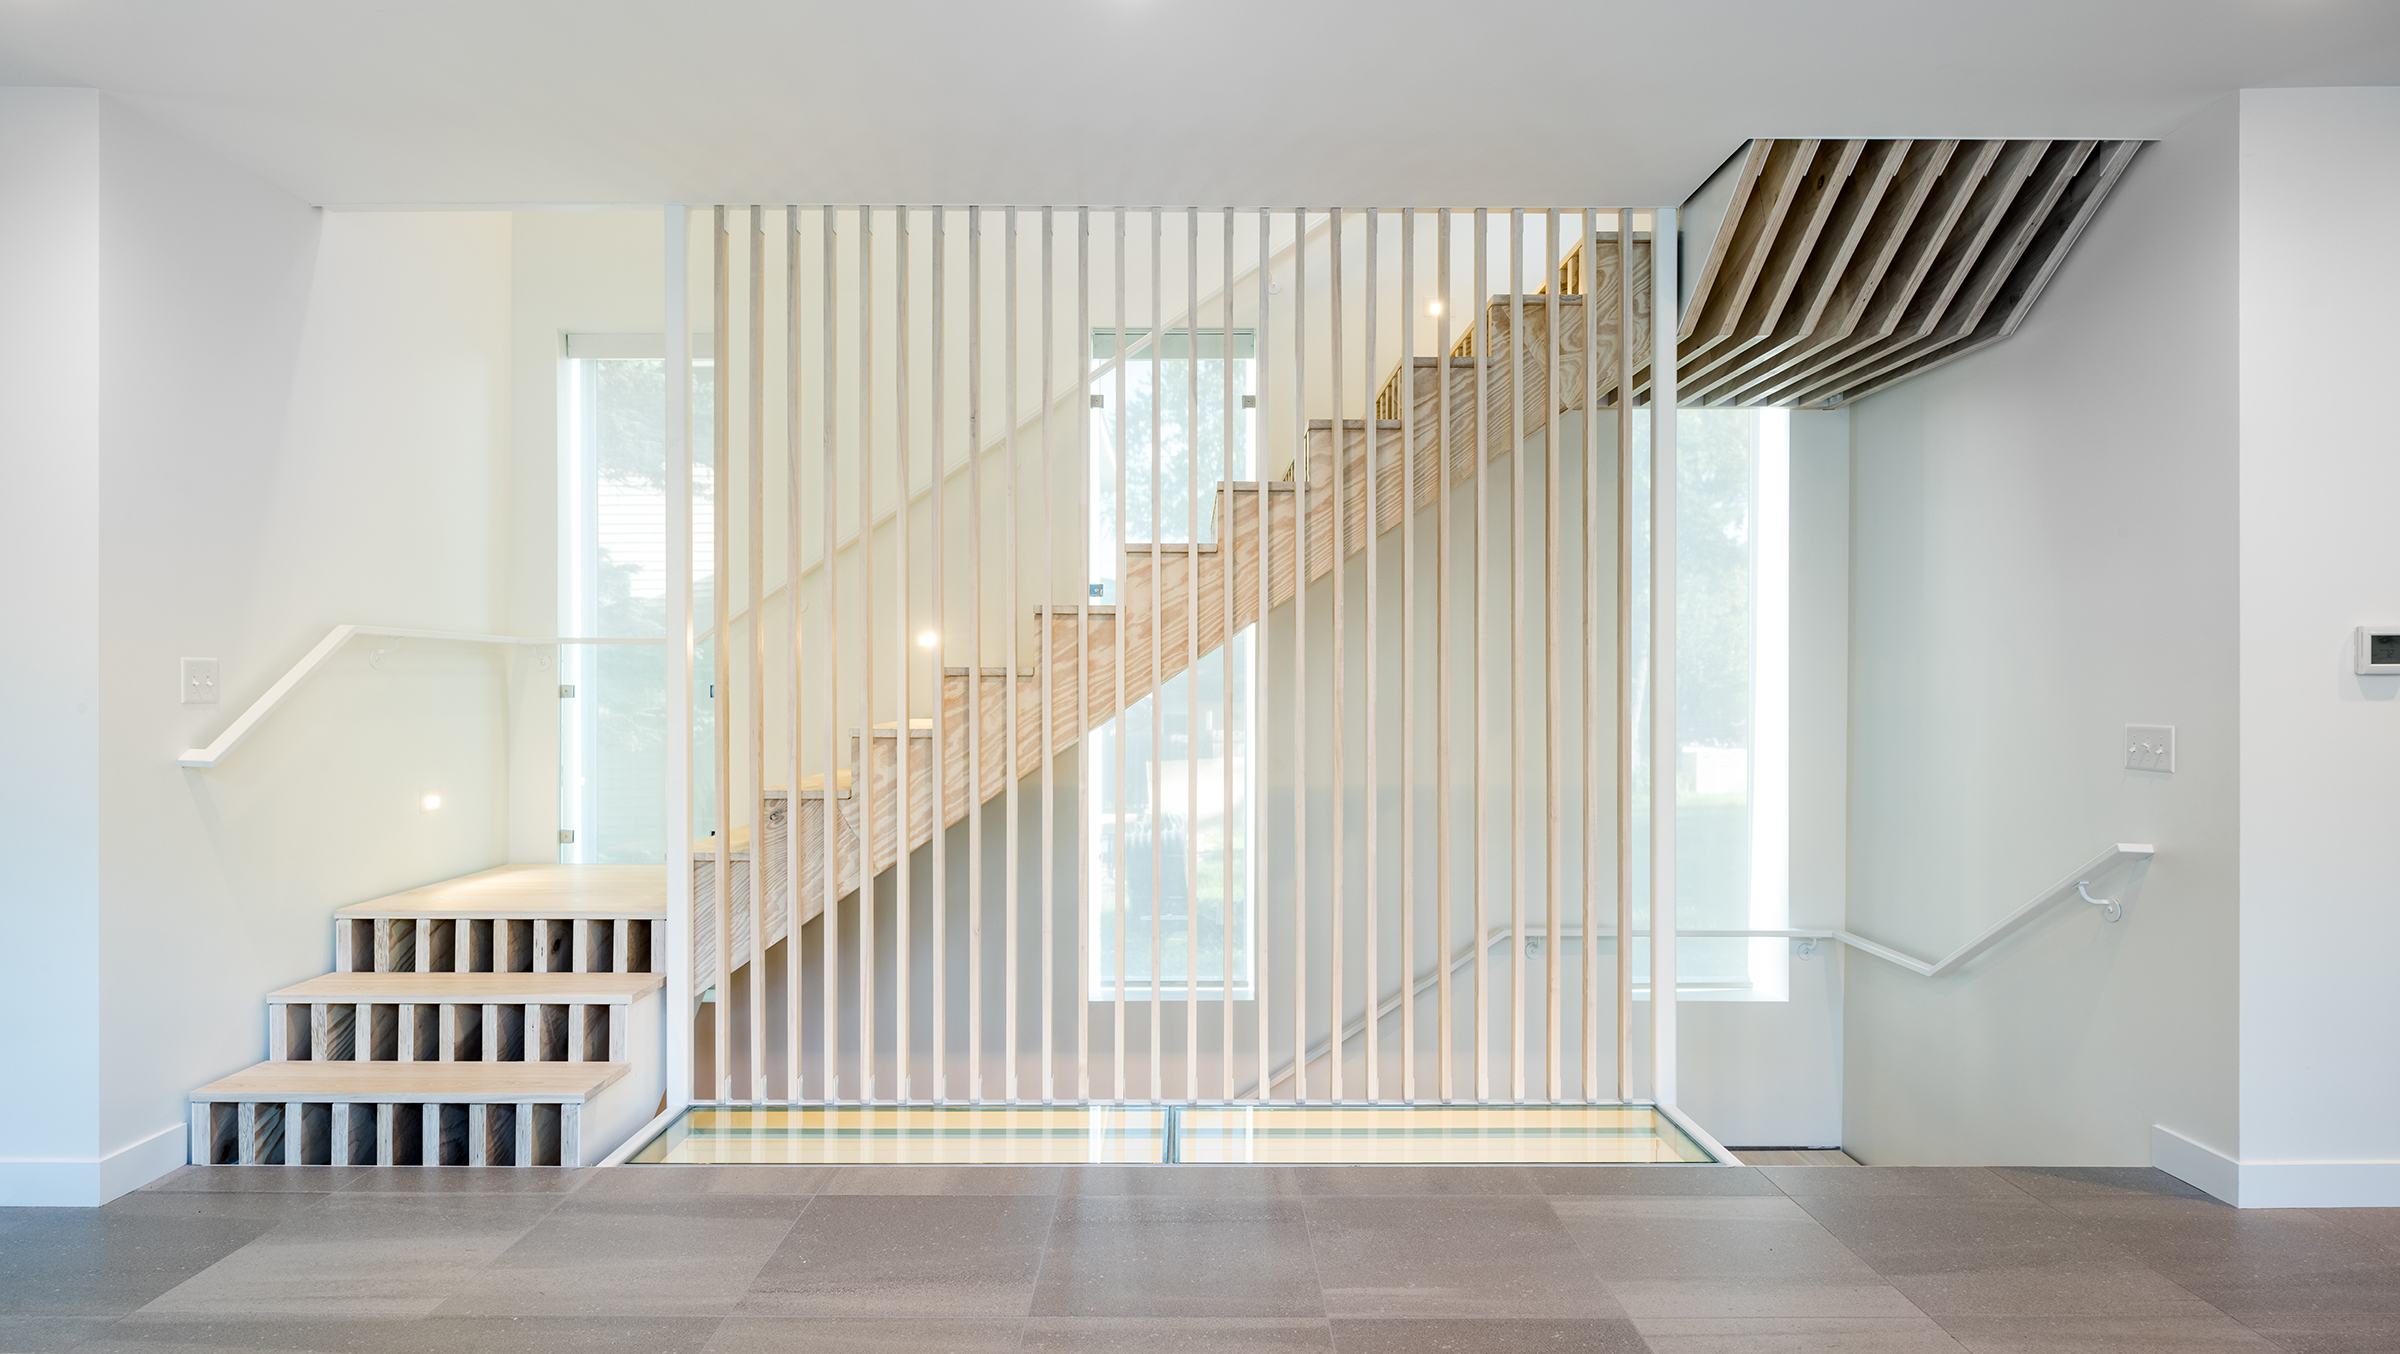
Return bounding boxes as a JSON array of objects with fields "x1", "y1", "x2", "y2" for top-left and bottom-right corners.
[
  {"x1": 2154, "y1": 1123, "x2": 2400, "y2": 1208},
  {"x1": 2152, "y1": 1124, "x2": 2239, "y2": 1204},
  {"x1": 0, "y1": 1122, "x2": 187, "y2": 1208}
]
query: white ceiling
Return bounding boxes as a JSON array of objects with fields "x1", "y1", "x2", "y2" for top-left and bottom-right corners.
[{"x1": 4, "y1": 0, "x2": 2395, "y2": 207}]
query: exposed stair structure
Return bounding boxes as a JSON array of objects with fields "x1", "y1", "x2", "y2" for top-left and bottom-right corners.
[
  {"x1": 189, "y1": 865, "x2": 668, "y2": 1166},
  {"x1": 1672, "y1": 138, "x2": 2141, "y2": 407}
]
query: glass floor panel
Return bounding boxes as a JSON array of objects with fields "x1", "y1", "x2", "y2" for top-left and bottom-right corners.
[
  {"x1": 628, "y1": 1105, "x2": 1170, "y2": 1165},
  {"x1": 1176, "y1": 1105, "x2": 1714, "y2": 1164},
  {"x1": 627, "y1": 1104, "x2": 1713, "y2": 1166}
]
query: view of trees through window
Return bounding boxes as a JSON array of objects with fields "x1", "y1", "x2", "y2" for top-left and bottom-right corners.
[
  {"x1": 561, "y1": 354, "x2": 677, "y2": 863},
  {"x1": 1088, "y1": 330, "x2": 1258, "y2": 997}
]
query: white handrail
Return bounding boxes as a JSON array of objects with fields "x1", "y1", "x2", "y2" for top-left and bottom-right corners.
[
  {"x1": 1829, "y1": 842, "x2": 2153, "y2": 976},
  {"x1": 178, "y1": 624, "x2": 663, "y2": 769},
  {"x1": 1246, "y1": 842, "x2": 2155, "y2": 1095}
]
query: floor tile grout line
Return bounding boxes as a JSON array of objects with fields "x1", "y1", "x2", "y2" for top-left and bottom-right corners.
[
  {"x1": 1538, "y1": 1190, "x2": 1650, "y2": 1325},
  {"x1": 1294, "y1": 1190, "x2": 1336, "y2": 1324},
  {"x1": 1009, "y1": 1186, "x2": 1064, "y2": 1338}
]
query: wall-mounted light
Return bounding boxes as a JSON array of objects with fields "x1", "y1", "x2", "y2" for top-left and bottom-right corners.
[
  {"x1": 421, "y1": 793, "x2": 442, "y2": 813},
  {"x1": 1427, "y1": 300, "x2": 1443, "y2": 316},
  {"x1": 917, "y1": 631, "x2": 939, "y2": 650}
]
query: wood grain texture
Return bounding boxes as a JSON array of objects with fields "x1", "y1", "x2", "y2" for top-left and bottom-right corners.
[
  {"x1": 335, "y1": 864, "x2": 667, "y2": 919},
  {"x1": 190, "y1": 1059, "x2": 628, "y2": 1102},
  {"x1": 1668, "y1": 138, "x2": 2140, "y2": 407},
  {"x1": 268, "y1": 973, "x2": 663, "y2": 1003}
]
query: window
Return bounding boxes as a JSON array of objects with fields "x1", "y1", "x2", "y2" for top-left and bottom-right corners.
[
  {"x1": 558, "y1": 336, "x2": 687, "y2": 863},
  {"x1": 1631, "y1": 407, "x2": 1790, "y2": 1000},
  {"x1": 1088, "y1": 329, "x2": 1258, "y2": 999}
]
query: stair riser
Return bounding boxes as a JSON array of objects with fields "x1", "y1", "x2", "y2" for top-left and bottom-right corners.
[
  {"x1": 266, "y1": 1000, "x2": 631, "y2": 1064},
  {"x1": 190, "y1": 1099, "x2": 583, "y2": 1166},
  {"x1": 333, "y1": 916, "x2": 654, "y2": 976}
]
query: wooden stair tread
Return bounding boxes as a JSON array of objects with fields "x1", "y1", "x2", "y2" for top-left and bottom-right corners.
[
  {"x1": 269, "y1": 972, "x2": 664, "y2": 1003},
  {"x1": 761, "y1": 767, "x2": 854, "y2": 802},
  {"x1": 335, "y1": 864, "x2": 665, "y2": 919},
  {"x1": 191, "y1": 1060, "x2": 630, "y2": 1103}
]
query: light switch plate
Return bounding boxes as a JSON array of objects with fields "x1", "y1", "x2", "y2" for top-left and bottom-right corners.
[
  {"x1": 2126, "y1": 724, "x2": 2174, "y2": 773},
  {"x1": 181, "y1": 658, "x2": 219, "y2": 706}
]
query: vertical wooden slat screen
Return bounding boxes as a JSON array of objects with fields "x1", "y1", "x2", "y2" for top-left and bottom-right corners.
[
  {"x1": 1290, "y1": 206, "x2": 1309, "y2": 1104},
  {"x1": 1434, "y1": 207, "x2": 1454, "y2": 1105},
  {"x1": 710, "y1": 206, "x2": 732, "y2": 1105},
  {"x1": 931, "y1": 206, "x2": 950, "y2": 1102},
  {"x1": 1327, "y1": 207, "x2": 1346, "y2": 1106},
  {"x1": 966, "y1": 206, "x2": 987, "y2": 1102},
  {"x1": 1398, "y1": 206, "x2": 1417, "y2": 1106},
  {"x1": 818, "y1": 204, "x2": 840, "y2": 1106},
  {"x1": 1650, "y1": 207, "x2": 1680, "y2": 1105},
  {"x1": 1005, "y1": 206, "x2": 1024, "y2": 1105},
  {"x1": 662, "y1": 203, "x2": 692, "y2": 1115},
  {"x1": 1076, "y1": 207, "x2": 1093, "y2": 1103},
  {"x1": 893, "y1": 206, "x2": 914, "y2": 1103},
  {"x1": 1470, "y1": 208, "x2": 1489, "y2": 1105},
  {"x1": 666, "y1": 202, "x2": 1688, "y2": 1115},
  {"x1": 855, "y1": 208, "x2": 877, "y2": 1105},
  {"x1": 784, "y1": 204, "x2": 803, "y2": 1105}
]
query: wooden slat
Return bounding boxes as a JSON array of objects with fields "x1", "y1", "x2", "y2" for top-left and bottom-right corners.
[
  {"x1": 1722, "y1": 139, "x2": 1959, "y2": 403},
  {"x1": 1678, "y1": 139, "x2": 1865, "y2": 401},
  {"x1": 1837, "y1": 140, "x2": 2141, "y2": 402},
  {"x1": 1677, "y1": 139, "x2": 1816, "y2": 367},
  {"x1": 1684, "y1": 140, "x2": 1909, "y2": 404},
  {"x1": 1822, "y1": 140, "x2": 2095, "y2": 398},
  {"x1": 1743, "y1": 139, "x2": 2005, "y2": 404},
  {"x1": 1792, "y1": 138, "x2": 2049, "y2": 403}
]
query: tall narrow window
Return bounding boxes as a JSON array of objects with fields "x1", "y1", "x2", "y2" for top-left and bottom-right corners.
[
  {"x1": 1630, "y1": 406, "x2": 1790, "y2": 1000},
  {"x1": 1088, "y1": 328, "x2": 1258, "y2": 998},
  {"x1": 559, "y1": 336, "x2": 681, "y2": 863}
]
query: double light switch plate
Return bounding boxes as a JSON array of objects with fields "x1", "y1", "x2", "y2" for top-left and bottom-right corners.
[{"x1": 2126, "y1": 724, "x2": 2174, "y2": 773}]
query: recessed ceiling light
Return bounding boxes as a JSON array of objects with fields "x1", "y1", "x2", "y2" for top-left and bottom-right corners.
[
  {"x1": 1428, "y1": 300, "x2": 1442, "y2": 316},
  {"x1": 917, "y1": 631, "x2": 939, "y2": 649},
  {"x1": 421, "y1": 793, "x2": 442, "y2": 812}
]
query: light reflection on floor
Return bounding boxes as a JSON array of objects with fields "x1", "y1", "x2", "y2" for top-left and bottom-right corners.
[{"x1": 628, "y1": 1103, "x2": 1714, "y2": 1166}]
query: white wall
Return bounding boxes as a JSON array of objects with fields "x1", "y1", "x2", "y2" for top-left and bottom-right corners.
[
  {"x1": 0, "y1": 94, "x2": 519, "y2": 1204},
  {"x1": 2234, "y1": 87, "x2": 2400, "y2": 1206},
  {"x1": 0, "y1": 88, "x2": 104, "y2": 1203},
  {"x1": 1841, "y1": 101, "x2": 2242, "y2": 1166}
]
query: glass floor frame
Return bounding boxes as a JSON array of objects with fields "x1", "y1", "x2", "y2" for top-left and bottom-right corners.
[{"x1": 626, "y1": 1102, "x2": 1719, "y2": 1166}]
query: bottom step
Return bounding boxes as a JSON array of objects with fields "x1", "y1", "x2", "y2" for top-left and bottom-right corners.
[{"x1": 189, "y1": 1061, "x2": 638, "y2": 1167}]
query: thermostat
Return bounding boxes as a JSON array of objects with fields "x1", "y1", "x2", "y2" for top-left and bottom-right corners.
[{"x1": 2358, "y1": 627, "x2": 2400, "y2": 675}]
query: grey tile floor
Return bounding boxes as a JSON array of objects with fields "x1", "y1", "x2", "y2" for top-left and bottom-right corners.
[{"x1": 2, "y1": 1164, "x2": 2395, "y2": 1352}]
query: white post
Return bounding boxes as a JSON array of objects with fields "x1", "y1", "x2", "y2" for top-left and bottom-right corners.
[
  {"x1": 664, "y1": 200, "x2": 694, "y2": 1115},
  {"x1": 1648, "y1": 206, "x2": 1678, "y2": 1107}
]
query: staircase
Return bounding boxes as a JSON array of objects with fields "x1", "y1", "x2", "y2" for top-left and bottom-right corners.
[
  {"x1": 189, "y1": 864, "x2": 668, "y2": 1166},
  {"x1": 692, "y1": 236, "x2": 1653, "y2": 992}
]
